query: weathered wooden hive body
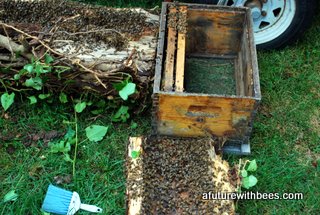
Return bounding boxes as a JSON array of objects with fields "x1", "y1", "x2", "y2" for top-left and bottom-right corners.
[
  {"x1": 153, "y1": 2, "x2": 261, "y2": 154},
  {"x1": 126, "y1": 3, "x2": 261, "y2": 215}
]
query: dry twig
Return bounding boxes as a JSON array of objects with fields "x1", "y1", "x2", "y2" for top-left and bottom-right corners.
[{"x1": 0, "y1": 22, "x2": 64, "y2": 57}]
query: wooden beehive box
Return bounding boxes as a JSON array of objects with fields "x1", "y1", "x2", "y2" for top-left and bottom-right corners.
[{"x1": 153, "y1": 3, "x2": 261, "y2": 152}]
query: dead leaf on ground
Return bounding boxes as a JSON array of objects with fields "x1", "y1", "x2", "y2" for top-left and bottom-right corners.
[
  {"x1": 179, "y1": 191, "x2": 189, "y2": 200},
  {"x1": 29, "y1": 164, "x2": 44, "y2": 178},
  {"x1": 310, "y1": 109, "x2": 320, "y2": 135},
  {"x1": 54, "y1": 175, "x2": 72, "y2": 185},
  {"x1": 3, "y1": 113, "x2": 10, "y2": 119},
  {"x1": 312, "y1": 161, "x2": 318, "y2": 168},
  {"x1": 6, "y1": 145, "x2": 16, "y2": 154},
  {"x1": 23, "y1": 130, "x2": 65, "y2": 147},
  {"x1": 43, "y1": 130, "x2": 62, "y2": 143}
]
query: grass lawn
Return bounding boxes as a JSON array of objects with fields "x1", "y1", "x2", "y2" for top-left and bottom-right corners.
[{"x1": 1, "y1": 1, "x2": 319, "y2": 214}]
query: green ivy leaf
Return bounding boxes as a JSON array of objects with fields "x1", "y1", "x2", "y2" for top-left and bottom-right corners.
[
  {"x1": 130, "y1": 122, "x2": 138, "y2": 129},
  {"x1": 14, "y1": 74, "x2": 20, "y2": 80},
  {"x1": 242, "y1": 175, "x2": 258, "y2": 189},
  {"x1": 28, "y1": 96, "x2": 37, "y2": 105},
  {"x1": 38, "y1": 94, "x2": 51, "y2": 100},
  {"x1": 119, "y1": 83, "x2": 136, "y2": 100},
  {"x1": 112, "y1": 106, "x2": 129, "y2": 122},
  {"x1": 50, "y1": 140, "x2": 68, "y2": 153},
  {"x1": 24, "y1": 64, "x2": 34, "y2": 73},
  {"x1": 64, "y1": 127, "x2": 75, "y2": 141},
  {"x1": 85, "y1": 125, "x2": 108, "y2": 142},
  {"x1": 247, "y1": 160, "x2": 257, "y2": 172},
  {"x1": 45, "y1": 54, "x2": 54, "y2": 65},
  {"x1": 3, "y1": 190, "x2": 18, "y2": 203},
  {"x1": 59, "y1": 92, "x2": 68, "y2": 103},
  {"x1": 131, "y1": 150, "x2": 140, "y2": 159},
  {"x1": 1, "y1": 92, "x2": 15, "y2": 111},
  {"x1": 64, "y1": 142, "x2": 71, "y2": 152},
  {"x1": 35, "y1": 63, "x2": 43, "y2": 76},
  {"x1": 63, "y1": 153, "x2": 73, "y2": 163},
  {"x1": 112, "y1": 79, "x2": 128, "y2": 91},
  {"x1": 96, "y1": 100, "x2": 106, "y2": 108},
  {"x1": 91, "y1": 109, "x2": 104, "y2": 115},
  {"x1": 25, "y1": 77, "x2": 43, "y2": 90},
  {"x1": 75, "y1": 102, "x2": 87, "y2": 113},
  {"x1": 241, "y1": 169, "x2": 248, "y2": 178}
]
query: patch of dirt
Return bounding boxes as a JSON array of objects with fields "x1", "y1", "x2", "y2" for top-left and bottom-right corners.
[
  {"x1": 29, "y1": 163, "x2": 44, "y2": 178},
  {"x1": 294, "y1": 144, "x2": 320, "y2": 168},
  {"x1": 310, "y1": 109, "x2": 320, "y2": 135},
  {"x1": 23, "y1": 130, "x2": 65, "y2": 147}
]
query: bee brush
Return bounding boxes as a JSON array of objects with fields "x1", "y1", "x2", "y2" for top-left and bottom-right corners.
[{"x1": 41, "y1": 184, "x2": 103, "y2": 215}]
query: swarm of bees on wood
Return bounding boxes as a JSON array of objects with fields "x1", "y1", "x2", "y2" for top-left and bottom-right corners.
[
  {"x1": 127, "y1": 136, "x2": 237, "y2": 214},
  {"x1": 0, "y1": 0, "x2": 159, "y2": 104},
  {"x1": 0, "y1": 0, "x2": 157, "y2": 49}
]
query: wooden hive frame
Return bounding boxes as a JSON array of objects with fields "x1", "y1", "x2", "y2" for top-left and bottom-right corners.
[{"x1": 153, "y1": 3, "x2": 261, "y2": 154}]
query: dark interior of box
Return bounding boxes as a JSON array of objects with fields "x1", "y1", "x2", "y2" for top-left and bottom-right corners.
[{"x1": 185, "y1": 9, "x2": 254, "y2": 97}]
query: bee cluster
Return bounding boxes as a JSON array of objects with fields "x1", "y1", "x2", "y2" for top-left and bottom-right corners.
[
  {"x1": 0, "y1": 0, "x2": 157, "y2": 49},
  {"x1": 127, "y1": 136, "x2": 236, "y2": 214},
  {"x1": 167, "y1": 4, "x2": 187, "y2": 34}
]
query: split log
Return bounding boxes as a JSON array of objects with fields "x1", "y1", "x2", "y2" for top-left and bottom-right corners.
[
  {"x1": 0, "y1": 34, "x2": 33, "y2": 59},
  {"x1": 0, "y1": 0, "x2": 160, "y2": 109}
]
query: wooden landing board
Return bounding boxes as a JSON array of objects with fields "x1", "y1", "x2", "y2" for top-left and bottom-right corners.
[
  {"x1": 126, "y1": 136, "x2": 236, "y2": 214},
  {"x1": 162, "y1": 7, "x2": 177, "y2": 92},
  {"x1": 175, "y1": 6, "x2": 187, "y2": 92},
  {"x1": 126, "y1": 137, "x2": 143, "y2": 215}
]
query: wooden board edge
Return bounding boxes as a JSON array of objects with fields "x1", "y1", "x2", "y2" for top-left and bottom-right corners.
[
  {"x1": 154, "y1": 3, "x2": 168, "y2": 93},
  {"x1": 234, "y1": 52, "x2": 245, "y2": 96},
  {"x1": 175, "y1": 6, "x2": 187, "y2": 92},
  {"x1": 162, "y1": 6, "x2": 178, "y2": 92},
  {"x1": 127, "y1": 137, "x2": 144, "y2": 215},
  {"x1": 246, "y1": 10, "x2": 261, "y2": 100}
]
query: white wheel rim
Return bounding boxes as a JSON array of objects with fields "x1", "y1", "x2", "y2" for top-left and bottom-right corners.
[{"x1": 229, "y1": 0, "x2": 296, "y2": 45}]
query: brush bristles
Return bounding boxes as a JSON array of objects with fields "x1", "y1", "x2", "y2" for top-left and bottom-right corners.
[{"x1": 42, "y1": 184, "x2": 73, "y2": 215}]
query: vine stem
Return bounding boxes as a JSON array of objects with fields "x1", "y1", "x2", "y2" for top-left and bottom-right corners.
[
  {"x1": 72, "y1": 110, "x2": 78, "y2": 177},
  {"x1": 0, "y1": 79, "x2": 8, "y2": 93}
]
